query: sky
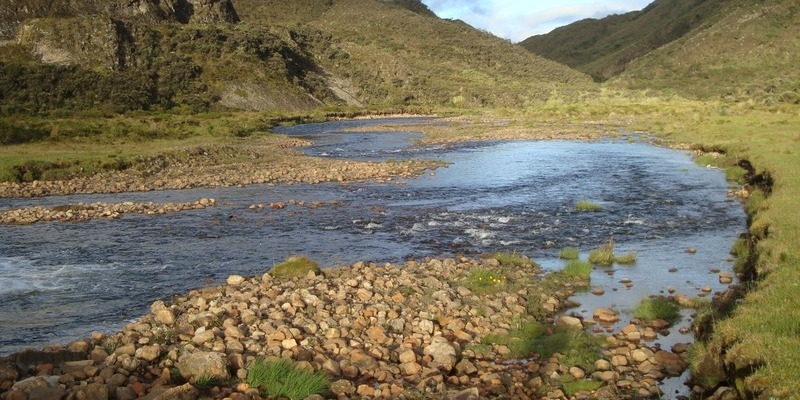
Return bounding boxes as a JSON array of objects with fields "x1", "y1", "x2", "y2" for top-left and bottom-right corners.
[{"x1": 420, "y1": 0, "x2": 653, "y2": 42}]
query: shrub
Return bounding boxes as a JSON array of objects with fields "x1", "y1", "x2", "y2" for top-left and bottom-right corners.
[
  {"x1": 559, "y1": 246, "x2": 580, "y2": 260},
  {"x1": 562, "y1": 260, "x2": 592, "y2": 279},
  {"x1": 588, "y1": 240, "x2": 615, "y2": 266},
  {"x1": 576, "y1": 201, "x2": 602, "y2": 212},
  {"x1": 269, "y1": 256, "x2": 321, "y2": 279},
  {"x1": 634, "y1": 297, "x2": 680, "y2": 322},
  {"x1": 246, "y1": 358, "x2": 328, "y2": 400}
]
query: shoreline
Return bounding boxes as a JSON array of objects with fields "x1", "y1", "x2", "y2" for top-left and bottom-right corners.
[{"x1": 0, "y1": 255, "x2": 691, "y2": 399}]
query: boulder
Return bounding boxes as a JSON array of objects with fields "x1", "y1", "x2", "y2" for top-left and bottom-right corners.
[
  {"x1": 177, "y1": 351, "x2": 230, "y2": 380},
  {"x1": 423, "y1": 336, "x2": 458, "y2": 372}
]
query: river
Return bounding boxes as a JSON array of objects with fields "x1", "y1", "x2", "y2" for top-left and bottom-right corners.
[{"x1": 0, "y1": 117, "x2": 745, "y2": 396}]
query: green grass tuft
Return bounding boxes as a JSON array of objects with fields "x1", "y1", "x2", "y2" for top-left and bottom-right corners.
[
  {"x1": 246, "y1": 358, "x2": 329, "y2": 400},
  {"x1": 634, "y1": 297, "x2": 680, "y2": 322},
  {"x1": 561, "y1": 377, "x2": 604, "y2": 396},
  {"x1": 559, "y1": 246, "x2": 580, "y2": 260},
  {"x1": 576, "y1": 200, "x2": 603, "y2": 212},
  {"x1": 588, "y1": 240, "x2": 615, "y2": 266},
  {"x1": 614, "y1": 251, "x2": 638, "y2": 265},
  {"x1": 562, "y1": 260, "x2": 592, "y2": 279},
  {"x1": 493, "y1": 251, "x2": 536, "y2": 267},
  {"x1": 269, "y1": 256, "x2": 321, "y2": 279}
]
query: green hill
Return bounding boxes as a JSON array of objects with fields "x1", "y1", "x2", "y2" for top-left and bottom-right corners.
[
  {"x1": 519, "y1": 0, "x2": 726, "y2": 82},
  {"x1": 0, "y1": 0, "x2": 591, "y2": 114},
  {"x1": 521, "y1": 0, "x2": 800, "y2": 104}
]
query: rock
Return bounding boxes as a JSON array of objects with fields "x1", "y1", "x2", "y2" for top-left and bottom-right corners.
[
  {"x1": 14, "y1": 349, "x2": 86, "y2": 373},
  {"x1": 148, "y1": 383, "x2": 200, "y2": 400},
  {"x1": 569, "y1": 366, "x2": 585, "y2": 379},
  {"x1": 455, "y1": 359, "x2": 478, "y2": 375},
  {"x1": 192, "y1": 330, "x2": 215, "y2": 345},
  {"x1": 329, "y1": 380, "x2": 356, "y2": 397},
  {"x1": 631, "y1": 349, "x2": 650, "y2": 363},
  {"x1": 593, "y1": 307, "x2": 619, "y2": 324},
  {"x1": 115, "y1": 387, "x2": 137, "y2": 400},
  {"x1": 591, "y1": 288, "x2": 605, "y2": 296},
  {"x1": 72, "y1": 383, "x2": 108, "y2": 400},
  {"x1": 719, "y1": 273, "x2": 734, "y2": 284},
  {"x1": 398, "y1": 349, "x2": 417, "y2": 364},
  {"x1": 177, "y1": 351, "x2": 230, "y2": 380},
  {"x1": 556, "y1": 315, "x2": 583, "y2": 329},
  {"x1": 226, "y1": 275, "x2": 245, "y2": 286},
  {"x1": 399, "y1": 362, "x2": 422, "y2": 376},
  {"x1": 594, "y1": 359, "x2": 611, "y2": 371},
  {"x1": 350, "y1": 351, "x2": 378, "y2": 371},
  {"x1": 449, "y1": 387, "x2": 480, "y2": 400},
  {"x1": 136, "y1": 345, "x2": 161, "y2": 362},
  {"x1": 28, "y1": 386, "x2": 65, "y2": 400},
  {"x1": 423, "y1": 336, "x2": 458, "y2": 372}
]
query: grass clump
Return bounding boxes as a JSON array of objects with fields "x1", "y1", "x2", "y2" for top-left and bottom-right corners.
[
  {"x1": 493, "y1": 251, "x2": 535, "y2": 267},
  {"x1": 194, "y1": 375, "x2": 226, "y2": 392},
  {"x1": 576, "y1": 200, "x2": 603, "y2": 212},
  {"x1": 269, "y1": 256, "x2": 321, "y2": 279},
  {"x1": 559, "y1": 246, "x2": 580, "y2": 260},
  {"x1": 561, "y1": 377, "x2": 604, "y2": 396},
  {"x1": 562, "y1": 260, "x2": 592, "y2": 279},
  {"x1": 588, "y1": 240, "x2": 615, "y2": 266},
  {"x1": 614, "y1": 251, "x2": 638, "y2": 265},
  {"x1": 465, "y1": 269, "x2": 508, "y2": 294},
  {"x1": 246, "y1": 358, "x2": 329, "y2": 400},
  {"x1": 634, "y1": 297, "x2": 680, "y2": 323},
  {"x1": 482, "y1": 320, "x2": 603, "y2": 370}
]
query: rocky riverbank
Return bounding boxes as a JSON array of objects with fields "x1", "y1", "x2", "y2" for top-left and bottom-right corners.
[
  {"x1": 0, "y1": 138, "x2": 445, "y2": 199},
  {"x1": 0, "y1": 256, "x2": 693, "y2": 400},
  {"x1": 0, "y1": 198, "x2": 217, "y2": 225}
]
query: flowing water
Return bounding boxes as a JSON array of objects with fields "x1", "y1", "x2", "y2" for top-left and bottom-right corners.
[{"x1": 0, "y1": 118, "x2": 745, "y2": 395}]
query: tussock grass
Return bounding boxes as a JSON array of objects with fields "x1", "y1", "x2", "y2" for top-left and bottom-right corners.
[
  {"x1": 576, "y1": 200, "x2": 602, "y2": 212},
  {"x1": 269, "y1": 256, "x2": 321, "y2": 279},
  {"x1": 562, "y1": 260, "x2": 592, "y2": 279},
  {"x1": 482, "y1": 320, "x2": 603, "y2": 370},
  {"x1": 559, "y1": 246, "x2": 580, "y2": 260},
  {"x1": 634, "y1": 297, "x2": 680, "y2": 323},
  {"x1": 246, "y1": 358, "x2": 329, "y2": 400},
  {"x1": 614, "y1": 251, "x2": 638, "y2": 265},
  {"x1": 588, "y1": 240, "x2": 615, "y2": 266},
  {"x1": 493, "y1": 251, "x2": 536, "y2": 267}
]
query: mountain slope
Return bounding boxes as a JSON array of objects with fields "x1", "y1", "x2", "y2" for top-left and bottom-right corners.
[
  {"x1": 0, "y1": 0, "x2": 592, "y2": 114},
  {"x1": 519, "y1": 0, "x2": 727, "y2": 81},
  {"x1": 611, "y1": 0, "x2": 800, "y2": 104}
]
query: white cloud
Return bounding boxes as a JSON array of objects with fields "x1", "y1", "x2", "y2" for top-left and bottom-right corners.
[{"x1": 421, "y1": 0, "x2": 652, "y2": 42}]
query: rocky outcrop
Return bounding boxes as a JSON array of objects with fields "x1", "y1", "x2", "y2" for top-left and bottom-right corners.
[
  {"x1": 0, "y1": 0, "x2": 238, "y2": 40},
  {"x1": 0, "y1": 198, "x2": 216, "y2": 225}
]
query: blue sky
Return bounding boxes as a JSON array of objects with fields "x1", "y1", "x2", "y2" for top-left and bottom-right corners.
[{"x1": 420, "y1": 0, "x2": 653, "y2": 42}]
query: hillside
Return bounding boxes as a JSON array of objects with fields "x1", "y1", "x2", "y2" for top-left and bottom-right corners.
[
  {"x1": 519, "y1": 0, "x2": 727, "y2": 82},
  {"x1": 0, "y1": 0, "x2": 592, "y2": 115},
  {"x1": 521, "y1": 0, "x2": 800, "y2": 104},
  {"x1": 611, "y1": 0, "x2": 800, "y2": 104}
]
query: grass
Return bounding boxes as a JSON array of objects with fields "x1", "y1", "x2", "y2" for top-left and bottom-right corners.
[
  {"x1": 269, "y1": 256, "x2": 321, "y2": 279},
  {"x1": 492, "y1": 251, "x2": 536, "y2": 267},
  {"x1": 633, "y1": 297, "x2": 680, "y2": 323},
  {"x1": 561, "y1": 377, "x2": 604, "y2": 396},
  {"x1": 194, "y1": 375, "x2": 226, "y2": 392},
  {"x1": 562, "y1": 260, "x2": 592, "y2": 280},
  {"x1": 465, "y1": 268, "x2": 508, "y2": 294},
  {"x1": 481, "y1": 319, "x2": 603, "y2": 370},
  {"x1": 576, "y1": 200, "x2": 603, "y2": 212},
  {"x1": 614, "y1": 251, "x2": 638, "y2": 265},
  {"x1": 559, "y1": 246, "x2": 580, "y2": 260},
  {"x1": 246, "y1": 358, "x2": 329, "y2": 400},
  {"x1": 588, "y1": 240, "x2": 615, "y2": 266}
]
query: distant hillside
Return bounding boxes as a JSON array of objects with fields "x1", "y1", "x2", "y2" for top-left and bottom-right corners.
[
  {"x1": 0, "y1": 0, "x2": 592, "y2": 114},
  {"x1": 611, "y1": 0, "x2": 800, "y2": 104},
  {"x1": 520, "y1": 0, "x2": 728, "y2": 82}
]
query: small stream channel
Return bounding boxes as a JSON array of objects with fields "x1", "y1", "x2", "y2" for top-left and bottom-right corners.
[{"x1": 0, "y1": 118, "x2": 745, "y2": 396}]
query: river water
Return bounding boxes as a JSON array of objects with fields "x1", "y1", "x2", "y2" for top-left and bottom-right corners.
[{"x1": 0, "y1": 118, "x2": 745, "y2": 394}]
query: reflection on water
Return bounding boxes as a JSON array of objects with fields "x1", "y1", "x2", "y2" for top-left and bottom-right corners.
[{"x1": 0, "y1": 115, "x2": 745, "y2": 394}]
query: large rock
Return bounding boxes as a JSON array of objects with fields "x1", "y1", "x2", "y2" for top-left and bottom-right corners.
[
  {"x1": 423, "y1": 336, "x2": 458, "y2": 372},
  {"x1": 176, "y1": 351, "x2": 230, "y2": 380}
]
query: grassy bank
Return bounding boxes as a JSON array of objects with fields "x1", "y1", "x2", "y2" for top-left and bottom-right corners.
[{"x1": 520, "y1": 93, "x2": 800, "y2": 397}]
